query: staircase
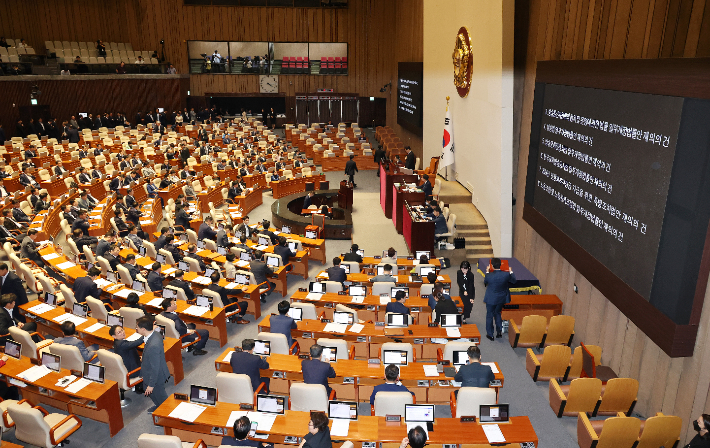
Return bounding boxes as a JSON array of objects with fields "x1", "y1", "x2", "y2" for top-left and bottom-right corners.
[{"x1": 456, "y1": 223, "x2": 494, "y2": 258}]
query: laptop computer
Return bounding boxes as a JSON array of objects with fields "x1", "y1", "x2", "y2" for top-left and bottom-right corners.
[
  {"x1": 419, "y1": 266, "x2": 435, "y2": 277},
  {"x1": 452, "y1": 350, "x2": 468, "y2": 366},
  {"x1": 479, "y1": 404, "x2": 510, "y2": 423},
  {"x1": 138, "y1": 245, "x2": 147, "y2": 257},
  {"x1": 383, "y1": 349, "x2": 408, "y2": 366},
  {"x1": 333, "y1": 311, "x2": 354, "y2": 325},
  {"x1": 287, "y1": 307, "x2": 303, "y2": 321},
  {"x1": 196, "y1": 295, "x2": 211, "y2": 308},
  {"x1": 83, "y1": 362, "x2": 105, "y2": 383},
  {"x1": 266, "y1": 255, "x2": 280, "y2": 268},
  {"x1": 190, "y1": 385, "x2": 217, "y2": 406},
  {"x1": 256, "y1": 394, "x2": 285, "y2": 414},
  {"x1": 309, "y1": 282, "x2": 326, "y2": 294},
  {"x1": 377, "y1": 265, "x2": 387, "y2": 275},
  {"x1": 405, "y1": 404, "x2": 434, "y2": 432},
  {"x1": 287, "y1": 242, "x2": 297, "y2": 251},
  {"x1": 415, "y1": 251, "x2": 430, "y2": 260},
  {"x1": 204, "y1": 267, "x2": 216, "y2": 278},
  {"x1": 391, "y1": 287, "x2": 409, "y2": 299},
  {"x1": 156, "y1": 254, "x2": 167, "y2": 264},
  {"x1": 132, "y1": 280, "x2": 147, "y2": 293},
  {"x1": 258, "y1": 237, "x2": 270, "y2": 246},
  {"x1": 440, "y1": 314, "x2": 462, "y2": 328},
  {"x1": 305, "y1": 230, "x2": 317, "y2": 239},
  {"x1": 356, "y1": 249, "x2": 365, "y2": 258},
  {"x1": 178, "y1": 261, "x2": 189, "y2": 272},
  {"x1": 281, "y1": 226, "x2": 291, "y2": 234},
  {"x1": 107, "y1": 314, "x2": 124, "y2": 327},
  {"x1": 240, "y1": 252, "x2": 251, "y2": 262},
  {"x1": 234, "y1": 273, "x2": 249, "y2": 286},
  {"x1": 254, "y1": 340, "x2": 271, "y2": 356},
  {"x1": 163, "y1": 288, "x2": 177, "y2": 299},
  {"x1": 217, "y1": 246, "x2": 228, "y2": 255},
  {"x1": 349, "y1": 285, "x2": 366, "y2": 297},
  {"x1": 45, "y1": 292, "x2": 57, "y2": 306},
  {"x1": 320, "y1": 346, "x2": 338, "y2": 363},
  {"x1": 4, "y1": 340, "x2": 20, "y2": 359},
  {"x1": 197, "y1": 240, "x2": 206, "y2": 250},
  {"x1": 386, "y1": 313, "x2": 408, "y2": 328},
  {"x1": 341, "y1": 263, "x2": 350, "y2": 274},
  {"x1": 42, "y1": 352, "x2": 61, "y2": 372},
  {"x1": 328, "y1": 400, "x2": 358, "y2": 420},
  {"x1": 106, "y1": 271, "x2": 118, "y2": 283},
  {"x1": 73, "y1": 303, "x2": 88, "y2": 317}
]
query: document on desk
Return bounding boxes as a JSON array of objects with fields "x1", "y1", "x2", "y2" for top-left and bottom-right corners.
[
  {"x1": 162, "y1": 268, "x2": 177, "y2": 276},
  {"x1": 57, "y1": 261, "x2": 76, "y2": 270},
  {"x1": 192, "y1": 276, "x2": 211, "y2": 285},
  {"x1": 323, "y1": 323, "x2": 348, "y2": 333},
  {"x1": 126, "y1": 332, "x2": 143, "y2": 342},
  {"x1": 348, "y1": 323, "x2": 364, "y2": 333},
  {"x1": 65, "y1": 377, "x2": 92, "y2": 394},
  {"x1": 42, "y1": 253, "x2": 60, "y2": 261},
  {"x1": 183, "y1": 305, "x2": 209, "y2": 317},
  {"x1": 94, "y1": 278, "x2": 113, "y2": 289},
  {"x1": 53, "y1": 313, "x2": 87, "y2": 326},
  {"x1": 223, "y1": 351, "x2": 235, "y2": 363},
  {"x1": 330, "y1": 419, "x2": 350, "y2": 437},
  {"x1": 28, "y1": 303, "x2": 55, "y2": 315},
  {"x1": 481, "y1": 424, "x2": 506, "y2": 443},
  {"x1": 168, "y1": 401, "x2": 207, "y2": 422},
  {"x1": 236, "y1": 261, "x2": 250, "y2": 268},
  {"x1": 437, "y1": 276, "x2": 445, "y2": 281},
  {"x1": 380, "y1": 297, "x2": 391, "y2": 305},
  {"x1": 481, "y1": 362, "x2": 499, "y2": 374},
  {"x1": 306, "y1": 292, "x2": 323, "y2": 301},
  {"x1": 84, "y1": 323, "x2": 106, "y2": 333},
  {"x1": 18, "y1": 365, "x2": 52, "y2": 382},
  {"x1": 423, "y1": 365, "x2": 440, "y2": 377},
  {"x1": 147, "y1": 298, "x2": 164, "y2": 307},
  {"x1": 445, "y1": 327, "x2": 461, "y2": 337},
  {"x1": 247, "y1": 412, "x2": 277, "y2": 431},
  {"x1": 226, "y1": 410, "x2": 249, "y2": 428},
  {"x1": 351, "y1": 297, "x2": 364, "y2": 304},
  {"x1": 113, "y1": 288, "x2": 138, "y2": 298}
]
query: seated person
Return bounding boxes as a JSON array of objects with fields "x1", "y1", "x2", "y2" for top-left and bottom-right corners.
[
  {"x1": 302, "y1": 411, "x2": 332, "y2": 448},
  {"x1": 386, "y1": 290, "x2": 410, "y2": 315},
  {"x1": 370, "y1": 364, "x2": 415, "y2": 405},
  {"x1": 104, "y1": 243, "x2": 122, "y2": 272},
  {"x1": 230, "y1": 338, "x2": 270, "y2": 394},
  {"x1": 369, "y1": 263, "x2": 396, "y2": 283},
  {"x1": 418, "y1": 174, "x2": 432, "y2": 197},
  {"x1": 325, "y1": 257, "x2": 347, "y2": 283},
  {"x1": 221, "y1": 415, "x2": 272, "y2": 447},
  {"x1": 430, "y1": 208, "x2": 447, "y2": 240},
  {"x1": 302, "y1": 344, "x2": 337, "y2": 397},
  {"x1": 167, "y1": 269, "x2": 194, "y2": 301},
  {"x1": 109, "y1": 325, "x2": 144, "y2": 391},
  {"x1": 342, "y1": 244, "x2": 363, "y2": 263},
  {"x1": 0, "y1": 293, "x2": 39, "y2": 343},
  {"x1": 206, "y1": 272, "x2": 249, "y2": 324},
  {"x1": 381, "y1": 247, "x2": 398, "y2": 264},
  {"x1": 160, "y1": 298, "x2": 209, "y2": 356},
  {"x1": 54, "y1": 321, "x2": 99, "y2": 363},
  {"x1": 425, "y1": 272, "x2": 438, "y2": 309},
  {"x1": 410, "y1": 254, "x2": 430, "y2": 274},
  {"x1": 125, "y1": 292, "x2": 147, "y2": 313},
  {"x1": 184, "y1": 243, "x2": 207, "y2": 272},
  {"x1": 318, "y1": 205, "x2": 333, "y2": 219},
  {"x1": 273, "y1": 236, "x2": 295, "y2": 271},
  {"x1": 271, "y1": 301, "x2": 297, "y2": 351},
  {"x1": 73, "y1": 267, "x2": 102, "y2": 303},
  {"x1": 400, "y1": 426, "x2": 427, "y2": 448},
  {"x1": 146, "y1": 262, "x2": 165, "y2": 293},
  {"x1": 454, "y1": 346, "x2": 494, "y2": 389},
  {"x1": 433, "y1": 286, "x2": 458, "y2": 324}
]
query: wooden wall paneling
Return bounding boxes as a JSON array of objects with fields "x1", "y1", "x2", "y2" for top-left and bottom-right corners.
[
  {"x1": 599, "y1": 300, "x2": 619, "y2": 364},
  {"x1": 670, "y1": 0, "x2": 696, "y2": 56},
  {"x1": 662, "y1": 357, "x2": 685, "y2": 414},
  {"x1": 628, "y1": 329, "x2": 647, "y2": 380},
  {"x1": 694, "y1": 1, "x2": 710, "y2": 56},
  {"x1": 683, "y1": 0, "x2": 706, "y2": 56},
  {"x1": 648, "y1": 348, "x2": 671, "y2": 411},
  {"x1": 617, "y1": 319, "x2": 638, "y2": 378},
  {"x1": 609, "y1": 0, "x2": 633, "y2": 58},
  {"x1": 609, "y1": 313, "x2": 629, "y2": 374},
  {"x1": 584, "y1": 287, "x2": 606, "y2": 346},
  {"x1": 545, "y1": 248, "x2": 563, "y2": 297},
  {"x1": 624, "y1": 0, "x2": 654, "y2": 58},
  {"x1": 571, "y1": 270, "x2": 592, "y2": 341},
  {"x1": 636, "y1": 341, "x2": 661, "y2": 414}
]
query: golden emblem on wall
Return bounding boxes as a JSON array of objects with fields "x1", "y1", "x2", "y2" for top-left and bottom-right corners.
[{"x1": 452, "y1": 26, "x2": 472, "y2": 98}]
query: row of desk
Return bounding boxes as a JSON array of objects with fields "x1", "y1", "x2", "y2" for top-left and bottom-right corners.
[{"x1": 271, "y1": 174, "x2": 327, "y2": 199}]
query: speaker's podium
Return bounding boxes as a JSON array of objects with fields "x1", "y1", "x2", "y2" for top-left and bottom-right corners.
[{"x1": 338, "y1": 180, "x2": 353, "y2": 210}]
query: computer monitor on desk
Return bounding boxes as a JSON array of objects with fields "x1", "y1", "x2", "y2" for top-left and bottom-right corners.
[
  {"x1": 320, "y1": 346, "x2": 338, "y2": 362},
  {"x1": 190, "y1": 385, "x2": 217, "y2": 406},
  {"x1": 333, "y1": 311, "x2": 354, "y2": 325},
  {"x1": 254, "y1": 340, "x2": 271, "y2": 356},
  {"x1": 83, "y1": 362, "x2": 105, "y2": 383},
  {"x1": 405, "y1": 404, "x2": 434, "y2": 431},
  {"x1": 383, "y1": 349, "x2": 408, "y2": 366},
  {"x1": 349, "y1": 285, "x2": 366, "y2": 296},
  {"x1": 387, "y1": 313, "x2": 408, "y2": 327},
  {"x1": 440, "y1": 314, "x2": 462, "y2": 328},
  {"x1": 419, "y1": 266, "x2": 435, "y2": 277},
  {"x1": 4, "y1": 340, "x2": 20, "y2": 360},
  {"x1": 329, "y1": 401, "x2": 358, "y2": 420},
  {"x1": 42, "y1": 353, "x2": 61, "y2": 372},
  {"x1": 287, "y1": 307, "x2": 303, "y2": 321},
  {"x1": 391, "y1": 287, "x2": 409, "y2": 299},
  {"x1": 256, "y1": 394, "x2": 285, "y2": 414},
  {"x1": 479, "y1": 404, "x2": 510, "y2": 423}
]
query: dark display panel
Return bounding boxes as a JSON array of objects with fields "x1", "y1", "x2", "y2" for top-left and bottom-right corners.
[{"x1": 397, "y1": 62, "x2": 423, "y2": 135}]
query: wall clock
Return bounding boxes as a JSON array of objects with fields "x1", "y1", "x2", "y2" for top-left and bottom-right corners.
[{"x1": 260, "y1": 75, "x2": 279, "y2": 94}]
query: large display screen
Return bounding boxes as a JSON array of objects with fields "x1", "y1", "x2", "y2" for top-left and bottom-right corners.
[{"x1": 397, "y1": 62, "x2": 423, "y2": 135}]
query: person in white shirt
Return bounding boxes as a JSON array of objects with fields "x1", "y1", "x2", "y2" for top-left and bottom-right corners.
[{"x1": 135, "y1": 56, "x2": 145, "y2": 64}]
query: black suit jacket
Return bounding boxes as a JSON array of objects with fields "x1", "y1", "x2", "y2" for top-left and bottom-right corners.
[
  {"x1": 168, "y1": 278, "x2": 194, "y2": 301},
  {"x1": 326, "y1": 266, "x2": 346, "y2": 283},
  {"x1": 0, "y1": 307, "x2": 19, "y2": 336},
  {"x1": 114, "y1": 338, "x2": 143, "y2": 377},
  {"x1": 457, "y1": 270, "x2": 475, "y2": 299},
  {"x1": 198, "y1": 223, "x2": 217, "y2": 241},
  {"x1": 1, "y1": 272, "x2": 29, "y2": 314},
  {"x1": 73, "y1": 275, "x2": 100, "y2": 303},
  {"x1": 302, "y1": 359, "x2": 336, "y2": 395},
  {"x1": 206, "y1": 283, "x2": 233, "y2": 306},
  {"x1": 104, "y1": 253, "x2": 120, "y2": 271},
  {"x1": 160, "y1": 311, "x2": 188, "y2": 336},
  {"x1": 405, "y1": 152, "x2": 416, "y2": 170},
  {"x1": 147, "y1": 271, "x2": 165, "y2": 292},
  {"x1": 344, "y1": 160, "x2": 358, "y2": 176},
  {"x1": 454, "y1": 362, "x2": 495, "y2": 388},
  {"x1": 230, "y1": 350, "x2": 269, "y2": 392}
]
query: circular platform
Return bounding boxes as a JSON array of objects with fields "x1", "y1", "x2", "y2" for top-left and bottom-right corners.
[{"x1": 271, "y1": 189, "x2": 353, "y2": 239}]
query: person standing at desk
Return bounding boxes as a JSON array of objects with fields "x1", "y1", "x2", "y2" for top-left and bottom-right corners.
[
  {"x1": 326, "y1": 257, "x2": 347, "y2": 283},
  {"x1": 231, "y1": 339, "x2": 270, "y2": 394},
  {"x1": 303, "y1": 191, "x2": 315, "y2": 210},
  {"x1": 271, "y1": 301, "x2": 297, "y2": 352},
  {"x1": 302, "y1": 344, "x2": 336, "y2": 398},
  {"x1": 344, "y1": 154, "x2": 358, "y2": 188},
  {"x1": 299, "y1": 411, "x2": 332, "y2": 448},
  {"x1": 136, "y1": 316, "x2": 170, "y2": 412},
  {"x1": 483, "y1": 258, "x2": 516, "y2": 341},
  {"x1": 73, "y1": 267, "x2": 102, "y2": 304},
  {"x1": 454, "y1": 346, "x2": 494, "y2": 389},
  {"x1": 404, "y1": 146, "x2": 416, "y2": 170},
  {"x1": 370, "y1": 364, "x2": 415, "y2": 405},
  {"x1": 457, "y1": 260, "x2": 475, "y2": 323}
]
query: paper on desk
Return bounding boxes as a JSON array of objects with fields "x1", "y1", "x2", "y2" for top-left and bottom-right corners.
[
  {"x1": 192, "y1": 276, "x2": 211, "y2": 285},
  {"x1": 168, "y1": 401, "x2": 207, "y2": 422},
  {"x1": 106, "y1": 284, "x2": 123, "y2": 292},
  {"x1": 113, "y1": 288, "x2": 138, "y2": 298},
  {"x1": 226, "y1": 410, "x2": 249, "y2": 428},
  {"x1": 147, "y1": 298, "x2": 164, "y2": 307},
  {"x1": 183, "y1": 305, "x2": 209, "y2": 317},
  {"x1": 323, "y1": 323, "x2": 348, "y2": 333},
  {"x1": 65, "y1": 377, "x2": 92, "y2": 394},
  {"x1": 223, "y1": 350, "x2": 235, "y2": 363},
  {"x1": 246, "y1": 412, "x2": 277, "y2": 431},
  {"x1": 57, "y1": 261, "x2": 76, "y2": 270},
  {"x1": 28, "y1": 303, "x2": 54, "y2": 315},
  {"x1": 163, "y1": 268, "x2": 177, "y2": 275},
  {"x1": 306, "y1": 292, "x2": 323, "y2": 301},
  {"x1": 380, "y1": 297, "x2": 391, "y2": 305},
  {"x1": 481, "y1": 362, "x2": 499, "y2": 374},
  {"x1": 423, "y1": 365, "x2": 440, "y2": 377},
  {"x1": 53, "y1": 313, "x2": 88, "y2": 326},
  {"x1": 94, "y1": 278, "x2": 113, "y2": 288},
  {"x1": 225, "y1": 282, "x2": 241, "y2": 289},
  {"x1": 126, "y1": 332, "x2": 143, "y2": 342},
  {"x1": 42, "y1": 253, "x2": 60, "y2": 261},
  {"x1": 351, "y1": 297, "x2": 364, "y2": 304},
  {"x1": 445, "y1": 327, "x2": 461, "y2": 338},
  {"x1": 481, "y1": 424, "x2": 506, "y2": 443},
  {"x1": 330, "y1": 419, "x2": 350, "y2": 437},
  {"x1": 437, "y1": 276, "x2": 445, "y2": 281},
  {"x1": 18, "y1": 365, "x2": 52, "y2": 382},
  {"x1": 255, "y1": 245, "x2": 268, "y2": 251},
  {"x1": 236, "y1": 261, "x2": 250, "y2": 268},
  {"x1": 140, "y1": 220, "x2": 152, "y2": 225},
  {"x1": 348, "y1": 323, "x2": 364, "y2": 333},
  {"x1": 84, "y1": 323, "x2": 106, "y2": 333}
]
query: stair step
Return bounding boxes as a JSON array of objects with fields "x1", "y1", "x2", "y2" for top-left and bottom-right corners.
[
  {"x1": 456, "y1": 224, "x2": 489, "y2": 230},
  {"x1": 466, "y1": 248, "x2": 494, "y2": 256},
  {"x1": 457, "y1": 229, "x2": 490, "y2": 236}
]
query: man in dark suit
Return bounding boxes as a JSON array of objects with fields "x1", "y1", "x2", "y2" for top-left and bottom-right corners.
[
  {"x1": 21, "y1": 229, "x2": 44, "y2": 267},
  {"x1": 33, "y1": 193, "x2": 51, "y2": 213},
  {"x1": 122, "y1": 254, "x2": 142, "y2": 281},
  {"x1": 184, "y1": 244, "x2": 207, "y2": 272},
  {"x1": 216, "y1": 225, "x2": 231, "y2": 247},
  {"x1": 273, "y1": 237, "x2": 296, "y2": 270},
  {"x1": 0, "y1": 217, "x2": 16, "y2": 243},
  {"x1": 454, "y1": 346, "x2": 494, "y2": 388},
  {"x1": 54, "y1": 321, "x2": 98, "y2": 362},
  {"x1": 326, "y1": 257, "x2": 347, "y2": 283},
  {"x1": 124, "y1": 188, "x2": 137, "y2": 209},
  {"x1": 0, "y1": 264, "x2": 28, "y2": 312},
  {"x1": 95, "y1": 230, "x2": 116, "y2": 258},
  {"x1": 66, "y1": 126, "x2": 80, "y2": 144},
  {"x1": 260, "y1": 220, "x2": 278, "y2": 244},
  {"x1": 73, "y1": 267, "x2": 102, "y2": 303},
  {"x1": 249, "y1": 250, "x2": 274, "y2": 302},
  {"x1": 404, "y1": 146, "x2": 416, "y2": 170},
  {"x1": 77, "y1": 168, "x2": 91, "y2": 184},
  {"x1": 135, "y1": 316, "x2": 171, "y2": 412},
  {"x1": 302, "y1": 344, "x2": 336, "y2": 397},
  {"x1": 206, "y1": 272, "x2": 248, "y2": 324},
  {"x1": 167, "y1": 270, "x2": 194, "y2": 301},
  {"x1": 483, "y1": 258, "x2": 516, "y2": 341},
  {"x1": 109, "y1": 325, "x2": 144, "y2": 391},
  {"x1": 71, "y1": 210, "x2": 90, "y2": 237},
  {"x1": 419, "y1": 174, "x2": 433, "y2": 197},
  {"x1": 303, "y1": 191, "x2": 314, "y2": 210},
  {"x1": 0, "y1": 125, "x2": 5, "y2": 144},
  {"x1": 344, "y1": 154, "x2": 358, "y2": 187},
  {"x1": 433, "y1": 286, "x2": 458, "y2": 324},
  {"x1": 160, "y1": 298, "x2": 209, "y2": 355},
  {"x1": 271, "y1": 301, "x2": 297, "y2": 350},
  {"x1": 19, "y1": 167, "x2": 39, "y2": 188},
  {"x1": 342, "y1": 243, "x2": 363, "y2": 263},
  {"x1": 0, "y1": 293, "x2": 38, "y2": 342},
  {"x1": 11, "y1": 200, "x2": 30, "y2": 225},
  {"x1": 386, "y1": 290, "x2": 410, "y2": 315},
  {"x1": 231, "y1": 339, "x2": 270, "y2": 393},
  {"x1": 369, "y1": 364, "x2": 414, "y2": 405},
  {"x1": 104, "y1": 244, "x2": 121, "y2": 272},
  {"x1": 146, "y1": 262, "x2": 165, "y2": 293},
  {"x1": 431, "y1": 208, "x2": 448, "y2": 239},
  {"x1": 153, "y1": 227, "x2": 171, "y2": 253},
  {"x1": 198, "y1": 217, "x2": 217, "y2": 241},
  {"x1": 54, "y1": 161, "x2": 68, "y2": 177}
]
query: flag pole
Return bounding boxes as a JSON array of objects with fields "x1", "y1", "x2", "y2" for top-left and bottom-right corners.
[{"x1": 445, "y1": 96, "x2": 450, "y2": 181}]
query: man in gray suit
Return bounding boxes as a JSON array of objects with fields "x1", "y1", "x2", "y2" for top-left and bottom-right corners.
[
  {"x1": 136, "y1": 316, "x2": 170, "y2": 412},
  {"x1": 54, "y1": 321, "x2": 98, "y2": 363}
]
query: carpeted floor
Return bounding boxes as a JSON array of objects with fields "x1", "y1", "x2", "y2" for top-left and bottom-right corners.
[{"x1": 0, "y1": 135, "x2": 586, "y2": 447}]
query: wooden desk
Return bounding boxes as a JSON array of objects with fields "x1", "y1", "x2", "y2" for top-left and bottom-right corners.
[
  {"x1": 392, "y1": 185, "x2": 425, "y2": 234},
  {"x1": 321, "y1": 155, "x2": 378, "y2": 172},
  {"x1": 157, "y1": 183, "x2": 185, "y2": 207},
  {"x1": 403, "y1": 203, "x2": 435, "y2": 255},
  {"x1": 236, "y1": 187, "x2": 263, "y2": 216},
  {"x1": 152, "y1": 401, "x2": 537, "y2": 447},
  {"x1": 271, "y1": 174, "x2": 326, "y2": 199},
  {"x1": 314, "y1": 272, "x2": 451, "y2": 289},
  {"x1": 379, "y1": 166, "x2": 418, "y2": 219},
  {"x1": 502, "y1": 295, "x2": 563, "y2": 325},
  {"x1": 87, "y1": 197, "x2": 117, "y2": 237},
  {"x1": 137, "y1": 197, "x2": 162, "y2": 239},
  {"x1": 0, "y1": 355, "x2": 124, "y2": 436},
  {"x1": 40, "y1": 176, "x2": 69, "y2": 197},
  {"x1": 197, "y1": 182, "x2": 226, "y2": 214}
]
